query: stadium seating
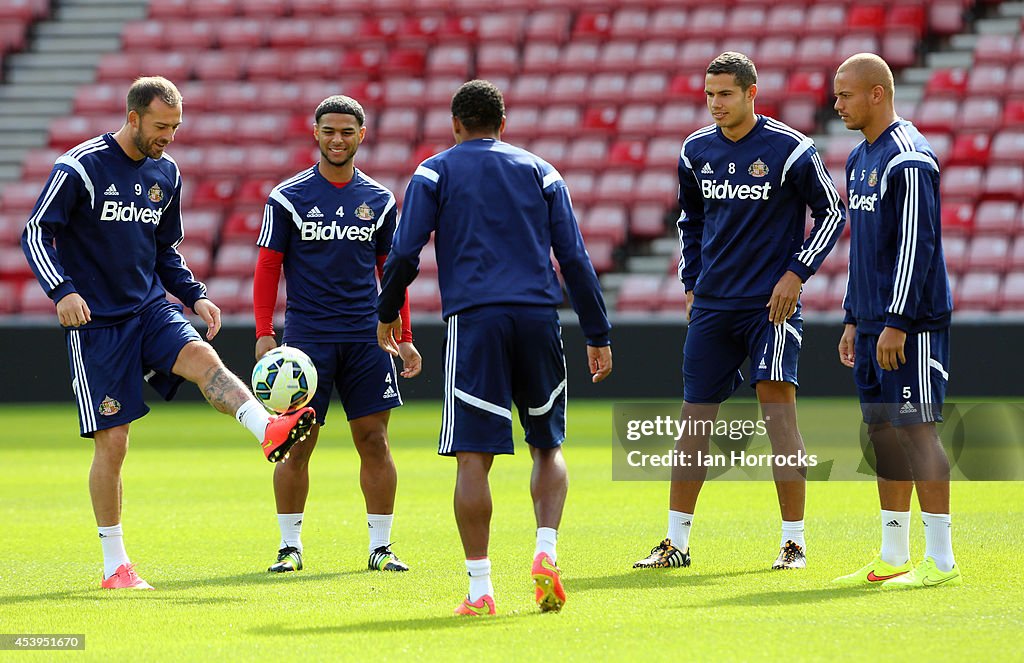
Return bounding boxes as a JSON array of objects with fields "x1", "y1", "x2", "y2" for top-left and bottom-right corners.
[{"x1": 4, "y1": 0, "x2": 1024, "y2": 319}]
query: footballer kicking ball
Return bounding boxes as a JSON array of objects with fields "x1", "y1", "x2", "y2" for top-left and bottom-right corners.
[{"x1": 251, "y1": 346, "x2": 318, "y2": 414}]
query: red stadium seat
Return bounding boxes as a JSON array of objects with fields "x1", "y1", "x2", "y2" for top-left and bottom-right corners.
[
  {"x1": 161, "y1": 20, "x2": 215, "y2": 50},
  {"x1": 0, "y1": 281, "x2": 20, "y2": 314},
  {"x1": 120, "y1": 20, "x2": 164, "y2": 51},
  {"x1": 1003, "y1": 99, "x2": 1024, "y2": 128},
  {"x1": 521, "y1": 42, "x2": 561, "y2": 75},
  {"x1": 221, "y1": 209, "x2": 263, "y2": 244},
  {"x1": 648, "y1": 8, "x2": 689, "y2": 40},
  {"x1": 630, "y1": 202, "x2": 671, "y2": 240},
  {"x1": 237, "y1": 0, "x2": 286, "y2": 17},
  {"x1": 647, "y1": 136, "x2": 683, "y2": 168},
  {"x1": 1009, "y1": 63, "x2": 1024, "y2": 97},
  {"x1": 727, "y1": 6, "x2": 766, "y2": 39},
  {"x1": 0, "y1": 246, "x2": 33, "y2": 279},
  {"x1": 835, "y1": 35, "x2": 880, "y2": 67},
  {"x1": 214, "y1": 244, "x2": 258, "y2": 278},
  {"x1": 608, "y1": 140, "x2": 647, "y2": 170},
  {"x1": 635, "y1": 171, "x2": 678, "y2": 206},
  {"x1": 799, "y1": 273, "x2": 832, "y2": 311},
  {"x1": 848, "y1": 5, "x2": 885, "y2": 31},
  {"x1": 421, "y1": 107, "x2": 455, "y2": 142},
  {"x1": 289, "y1": 0, "x2": 333, "y2": 17},
  {"x1": 427, "y1": 44, "x2": 471, "y2": 77},
  {"x1": 563, "y1": 171, "x2": 596, "y2": 206},
  {"x1": 1001, "y1": 271, "x2": 1024, "y2": 309},
  {"x1": 20, "y1": 148, "x2": 60, "y2": 179},
  {"x1": 1011, "y1": 237, "x2": 1024, "y2": 270},
  {"x1": 478, "y1": 12, "x2": 524, "y2": 43},
  {"x1": 805, "y1": 5, "x2": 846, "y2": 36},
  {"x1": 376, "y1": 108, "x2": 420, "y2": 142},
  {"x1": 820, "y1": 238, "x2": 851, "y2": 276},
  {"x1": 795, "y1": 36, "x2": 836, "y2": 69},
  {"x1": 580, "y1": 204, "x2": 628, "y2": 244},
  {"x1": 942, "y1": 236, "x2": 969, "y2": 275},
  {"x1": 925, "y1": 68, "x2": 968, "y2": 98},
  {"x1": 975, "y1": 202, "x2": 1021, "y2": 236},
  {"x1": 189, "y1": 0, "x2": 238, "y2": 19},
  {"x1": 929, "y1": 0, "x2": 965, "y2": 35},
  {"x1": 668, "y1": 72, "x2": 707, "y2": 103},
  {"x1": 656, "y1": 104, "x2": 703, "y2": 138},
  {"x1": 787, "y1": 70, "x2": 829, "y2": 103},
  {"x1": 582, "y1": 106, "x2": 619, "y2": 133},
  {"x1": 609, "y1": 9, "x2": 648, "y2": 38},
  {"x1": 983, "y1": 166, "x2": 1024, "y2": 201},
  {"x1": 177, "y1": 242, "x2": 212, "y2": 280},
  {"x1": 476, "y1": 44, "x2": 518, "y2": 77},
  {"x1": 192, "y1": 179, "x2": 237, "y2": 209},
  {"x1": 957, "y1": 272, "x2": 1001, "y2": 311},
  {"x1": 573, "y1": 11, "x2": 612, "y2": 41},
  {"x1": 757, "y1": 37, "x2": 797, "y2": 69},
  {"x1": 564, "y1": 138, "x2": 608, "y2": 171},
  {"x1": 636, "y1": 41, "x2": 679, "y2": 72},
  {"x1": 824, "y1": 135, "x2": 863, "y2": 168},
  {"x1": 887, "y1": 5, "x2": 926, "y2": 36},
  {"x1": 959, "y1": 99, "x2": 1004, "y2": 133},
  {"x1": 407, "y1": 277, "x2": 441, "y2": 313},
  {"x1": 780, "y1": 99, "x2": 817, "y2": 135},
  {"x1": 1, "y1": 180, "x2": 45, "y2": 215},
  {"x1": 765, "y1": 5, "x2": 805, "y2": 36},
  {"x1": 967, "y1": 236, "x2": 1010, "y2": 272},
  {"x1": 524, "y1": 10, "x2": 571, "y2": 44},
  {"x1": 588, "y1": 73, "x2": 629, "y2": 104},
  {"x1": 20, "y1": 282, "x2": 57, "y2": 315},
  {"x1": 617, "y1": 275, "x2": 662, "y2": 312},
  {"x1": 618, "y1": 103, "x2": 659, "y2": 138},
  {"x1": 215, "y1": 18, "x2": 267, "y2": 50},
  {"x1": 193, "y1": 51, "x2": 245, "y2": 81},
  {"x1": 659, "y1": 276, "x2": 688, "y2": 313},
  {"x1": 182, "y1": 210, "x2": 221, "y2": 247},
  {"x1": 974, "y1": 34, "x2": 1017, "y2": 64},
  {"x1": 967, "y1": 65, "x2": 1008, "y2": 96},
  {"x1": 538, "y1": 106, "x2": 583, "y2": 140},
  {"x1": 148, "y1": 0, "x2": 190, "y2": 19},
  {"x1": 382, "y1": 77, "x2": 427, "y2": 108},
  {"x1": 0, "y1": 213, "x2": 23, "y2": 245},
  {"x1": 599, "y1": 42, "x2": 639, "y2": 75},
  {"x1": 204, "y1": 276, "x2": 245, "y2": 313},
  {"x1": 562, "y1": 42, "x2": 601, "y2": 74},
  {"x1": 267, "y1": 19, "x2": 313, "y2": 49},
  {"x1": 684, "y1": 7, "x2": 726, "y2": 39},
  {"x1": 915, "y1": 98, "x2": 959, "y2": 133},
  {"x1": 530, "y1": 138, "x2": 569, "y2": 170},
  {"x1": 506, "y1": 74, "x2": 550, "y2": 107},
  {"x1": 882, "y1": 31, "x2": 918, "y2": 69},
  {"x1": 991, "y1": 131, "x2": 1024, "y2": 164},
  {"x1": 628, "y1": 73, "x2": 669, "y2": 103},
  {"x1": 593, "y1": 171, "x2": 638, "y2": 206},
  {"x1": 941, "y1": 202, "x2": 975, "y2": 237},
  {"x1": 948, "y1": 134, "x2": 991, "y2": 166},
  {"x1": 940, "y1": 166, "x2": 984, "y2": 204},
  {"x1": 547, "y1": 74, "x2": 591, "y2": 105},
  {"x1": 501, "y1": 106, "x2": 541, "y2": 143}
]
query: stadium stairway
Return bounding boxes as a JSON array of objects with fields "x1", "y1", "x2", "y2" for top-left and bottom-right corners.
[{"x1": 0, "y1": 0, "x2": 148, "y2": 188}]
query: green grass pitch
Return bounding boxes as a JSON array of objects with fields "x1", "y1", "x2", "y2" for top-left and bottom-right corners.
[{"x1": 0, "y1": 399, "x2": 1021, "y2": 661}]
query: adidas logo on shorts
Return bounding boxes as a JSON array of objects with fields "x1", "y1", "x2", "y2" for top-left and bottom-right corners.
[
  {"x1": 383, "y1": 385, "x2": 397, "y2": 399},
  {"x1": 900, "y1": 402, "x2": 918, "y2": 414}
]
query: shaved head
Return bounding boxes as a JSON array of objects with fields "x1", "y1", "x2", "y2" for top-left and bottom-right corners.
[
  {"x1": 837, "y1": 53, "x2": 894, "y2": 99},
  {"x1": 834, "y1": 53, "x2": 898, "y2": 142}
]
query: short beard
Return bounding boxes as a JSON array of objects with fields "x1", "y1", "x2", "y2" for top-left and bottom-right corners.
[
  {"x1": 320, "y1": 146, "x2": 354, "y2": 169},
  {"x1": 133, "y1": 131, "x2": 159, "y2": 159}
]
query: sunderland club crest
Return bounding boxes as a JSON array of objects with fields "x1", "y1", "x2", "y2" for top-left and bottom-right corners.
[
  {"x1": 148, "y1": 183, "x2": 164, "y2": 203},
  {"x1": 868, "y1": 168, "x2": 878, "y2": 187},
  {"x1": 355, "y1": 202, "x2": 375, "y2": 221},
  {"x1": 99, "y1": 395, "x2": 121, "y2": 416},
  {"x1": 748, "y1": 158, "x2": 769, "y2": 177}
]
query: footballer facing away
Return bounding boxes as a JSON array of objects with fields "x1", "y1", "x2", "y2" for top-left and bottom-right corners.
[
  {"x1": 634, "y1": 52, "x2": 846, "y2": 572},
  {"x1": 20, "y1": 77, "x2": 315, "y2": 590},
  {"x1": 254, "y1": 95, "x2": 420, "y2": 575},
  {"x1": 378, "y1": 80, "x2": 613, "y2": 616}
]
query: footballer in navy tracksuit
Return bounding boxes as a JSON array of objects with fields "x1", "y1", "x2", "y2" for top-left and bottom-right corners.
[
  {"x1": 380, "y1": 136, "x2": 611, "y2": 457},
  {"x1": 21, "y1": 131, "x2": 205, "y2": 436},
  {"x1": 843, "y1": 119, "x2": 952, "y2": 425},
  {"x1": 678, "y1": 115, "x2": 846, "y2": 402}
]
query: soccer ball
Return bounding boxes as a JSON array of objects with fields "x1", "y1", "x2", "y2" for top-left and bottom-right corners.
[{"x1": 251, "y1": 346, "x2": 318, "y2": 414}]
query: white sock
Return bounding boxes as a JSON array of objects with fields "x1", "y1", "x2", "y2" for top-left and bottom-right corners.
[
  {"x1": 922, "y1": 511, "x2": 955, "y2": 572},
  {"x1": 781, "y1": 520, "x2": 805, "y2": 550},
  {"x1": 535, "y1": 527, "x2": 558, "y2": 561},
  {"x1": 98, "y1": 524, "x2": 130, "y2": 579},
  {"x1": 466, "y1": 558, "x2": 493, "y2": 601},
  {"x1": 667, "y1": 510, "x2": 693, "y2": 551},
  {"x1": 277, "y1": 512, "x2": 304, "y2": 552},
  {"x1": 880, "y1": 509, "x2": 911, "y2": 566},
  {"x1": 236, "y1": 399, "x2": 271, "y2": 441},
  {"x1": 367, "y1": 513, "x2": 393, "y2": 553}
]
